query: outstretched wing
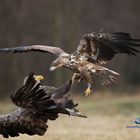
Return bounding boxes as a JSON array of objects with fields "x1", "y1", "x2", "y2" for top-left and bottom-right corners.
[
  {"x1": 10, "y1": 73, "x2": 55, "y2": 111},
  {"x1": 0, "y1": 45, "x2": 67, "y2": 56},
  {"x1": 0, "y1": 73, "x2": 53, "y2": 138},
  {"x1": 77, "y1": 32, "x2": 140, "y2": 63}
]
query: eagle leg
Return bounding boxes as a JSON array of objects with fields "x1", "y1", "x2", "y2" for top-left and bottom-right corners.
[
  {"x1": 84, "y1": 83, "x2": 92, "y2": 96},
  {"x1": 72, "y1": 73, "x2": 83, "y2": 85}
]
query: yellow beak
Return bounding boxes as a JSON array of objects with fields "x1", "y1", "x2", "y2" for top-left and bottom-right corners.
[{"x1": 35, "y1": 75, "x2": 44, "y2": 81}]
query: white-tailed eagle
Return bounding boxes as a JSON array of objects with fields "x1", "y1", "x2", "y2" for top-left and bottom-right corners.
[
  {"x1": 0, "y1": 73, "x2": 85, "y2": 138},
  {"x1": 0, "y1": 31, "x2": 139, "y2": 95}
]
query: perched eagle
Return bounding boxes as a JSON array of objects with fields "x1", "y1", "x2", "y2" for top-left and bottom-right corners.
[
  {"x1": 0, "y1": 31, "x2": 140, "y2": 95},
  {"x1": 0, "y1": 73, "x2": 85, "y2": 138}
]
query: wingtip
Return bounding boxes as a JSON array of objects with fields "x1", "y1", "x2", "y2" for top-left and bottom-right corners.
[{"x1": 66, "y1": 108, "x2": 87, "y2": 118}]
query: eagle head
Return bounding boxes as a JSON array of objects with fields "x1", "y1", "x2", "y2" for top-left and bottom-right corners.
[{"x1": 49, "y1": 58, "x2": 65, "y2": 71}]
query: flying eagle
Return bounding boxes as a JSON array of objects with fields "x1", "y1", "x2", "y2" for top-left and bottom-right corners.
[
  {"x1": 0, "y1": 73, "x2": 85, "y2": 138},
  {"x1": 0, "y1": 31, "x2": 140, "y2": 95}
]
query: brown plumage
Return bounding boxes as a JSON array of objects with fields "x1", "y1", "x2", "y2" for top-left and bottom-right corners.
[
  {"x1": 0, "y1": 73, "x2": 85, "y2": 138},
  {"x1": 0, "y1": 31, "x2": 139, "y2": 95}
]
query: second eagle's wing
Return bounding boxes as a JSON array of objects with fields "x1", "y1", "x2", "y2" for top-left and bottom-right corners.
[
  {"x1": 0, "y1": 73, "x2": 54, "y2": 138},
  {"x1": 0, "y1": 45, "x2": 67, "y2": 56},
  {"x1": 10, "y1": 73, "x2": 55, "y2": 112},
  {"x1": 76, "y1": 32, "x2": 140, "y2": 63}
]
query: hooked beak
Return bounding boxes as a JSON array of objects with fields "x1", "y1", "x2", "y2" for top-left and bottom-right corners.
[
  {"x1": 49, "y1": 66, "x2": 56, "y2": 71},
  {"x1": 35, "y1": 75, "x2": 44, "y2": 81}
]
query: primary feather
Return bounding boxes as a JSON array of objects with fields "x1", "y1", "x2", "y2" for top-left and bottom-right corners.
[{"x1": 77, "y1": 32, "x2": 140, "y2": 63}]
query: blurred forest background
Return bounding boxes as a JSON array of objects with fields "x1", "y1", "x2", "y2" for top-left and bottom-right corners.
[{"x1": 0, "y1": 0, "x2": 140, "y2": 97}]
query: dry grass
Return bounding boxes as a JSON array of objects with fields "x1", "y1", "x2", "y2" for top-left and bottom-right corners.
[{"x1": 0, "y1": 92, "x2": 140, "y2": 140}]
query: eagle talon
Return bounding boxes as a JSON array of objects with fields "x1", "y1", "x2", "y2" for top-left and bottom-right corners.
[{"x1": 84, "y1": 87, "x2": 92, "y2": 96}]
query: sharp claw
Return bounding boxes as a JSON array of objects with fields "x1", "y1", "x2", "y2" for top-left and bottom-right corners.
[{"x1": 84, "y1": 87, "x2": 92, "y2": 96}]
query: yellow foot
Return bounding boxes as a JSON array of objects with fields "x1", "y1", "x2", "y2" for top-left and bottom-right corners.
[{"x1": 84, "y1": 87, "x2": 92, "y2": 96}]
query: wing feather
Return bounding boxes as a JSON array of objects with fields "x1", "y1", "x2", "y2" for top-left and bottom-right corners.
[
  {"x1": 77, "y1": 32, "x2": 140, "y2": 63},
  {"x1": 0, "y1": 45, "x2": 67, "y2": 56},
  {"x1": 10, "y1": 73, "x2": 54, "y2": 110}
]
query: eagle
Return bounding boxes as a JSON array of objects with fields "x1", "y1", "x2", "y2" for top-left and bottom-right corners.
[
  {"x1": 0, "y1": 31, "x2": 139, "y2": 95},
  {"x1": 0, "y1": 73, "x2": 85, "y2": 138}
]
